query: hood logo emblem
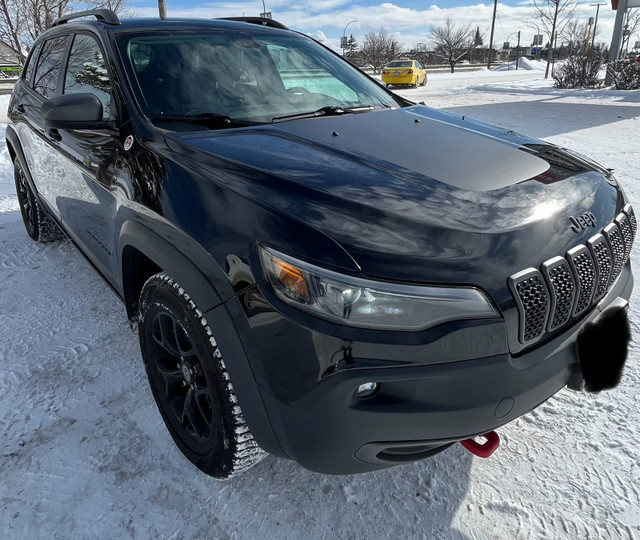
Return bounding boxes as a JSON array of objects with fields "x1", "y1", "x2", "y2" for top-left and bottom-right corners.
[{"x1": 570, "y1": 212, "x2": 597, "y2": 233}]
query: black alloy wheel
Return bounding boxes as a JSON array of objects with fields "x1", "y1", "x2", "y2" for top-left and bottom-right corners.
[
  {"x1": 14, "y1": 160, "x2": 62, "y2": 242},
  {"x1": 138, "y1": 273, "x2": 265, "y2": 478}
]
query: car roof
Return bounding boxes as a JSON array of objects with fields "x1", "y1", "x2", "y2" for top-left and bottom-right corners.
[
  {"x1": 38, "y1": 13, "x2": 291, "y2": 40},
  {"x1": 112, "y1": 17, "x2": 288, "y2": 33}
]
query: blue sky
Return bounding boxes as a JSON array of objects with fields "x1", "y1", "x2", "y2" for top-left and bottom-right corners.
[{"x1": 128, "y1": 1, "x2": 620, "y2": 52}]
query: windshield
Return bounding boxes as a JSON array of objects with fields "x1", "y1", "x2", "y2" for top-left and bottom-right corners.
[
  {"x1": 117, "y1": 29, "x2": 399, "y2": 128},
  {"x1": 387, "y1": 61, "x2": 413, "y2": 68}
]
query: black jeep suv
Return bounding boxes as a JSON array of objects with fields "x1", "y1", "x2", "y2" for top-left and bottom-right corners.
[{"x1": 7, "y1": 10, "x2": 634, "y2": 477}]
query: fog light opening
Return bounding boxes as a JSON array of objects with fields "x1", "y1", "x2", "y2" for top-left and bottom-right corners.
[{"x1": 356, "y1": 382, "x2": 379, "y2": 399}]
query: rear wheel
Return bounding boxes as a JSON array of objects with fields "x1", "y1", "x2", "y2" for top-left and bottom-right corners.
[
  {"x1": 138, "y1": 273, "x2": 265, "y2": 479},
  {"x1": 14, "y1": 160, "x2": 62, "y2": 242}
]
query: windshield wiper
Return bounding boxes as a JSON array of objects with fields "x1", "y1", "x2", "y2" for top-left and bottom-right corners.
[
  {"x1": 272, "y1": 104, "x2": 387, "y2": 123},
  {"x1": 151, "y1": 112, "x2": 258, "y2": 128},
  {"x1": 272, "y1": 106, "x2": 347, "y2": 122}
]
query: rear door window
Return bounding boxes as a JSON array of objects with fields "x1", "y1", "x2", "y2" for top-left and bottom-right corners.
[
  {"x1": 33, "y1": 36, "x2": 68, "y2": 99},
  {"x1": 22, "y1": 42, "x2": 43, "y2": 86}
]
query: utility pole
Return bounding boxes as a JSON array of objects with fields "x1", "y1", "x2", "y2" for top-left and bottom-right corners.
[
  {"x1": 158, "y1": 0, "x2": 167, "y2": 19},
  {"x1": 605, "y1": 0, "x2": 629, "y2": 85},
  {"x1": 590, "y1": 3, "x2": 606, "y2": 50},
  {"x1": 487, "y1": 0, "x2": 498, "y2": 69},
  {"x1": 585, "y1": 17, "x2": 594, "y2": 53},
  {"x1": 516, "y1": 30, "x2": 521, "y2": 69}
]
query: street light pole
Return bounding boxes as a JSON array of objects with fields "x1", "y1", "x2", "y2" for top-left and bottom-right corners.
[
  {"x1": 342, "y1": 20, "x2": 357, "y2": 57},
  {"x1": 504, "y1": 31, "x2": 520, "y2": 69}
]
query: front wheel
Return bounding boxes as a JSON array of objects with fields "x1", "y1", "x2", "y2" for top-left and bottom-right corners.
[{"x1": 138, "y1": 273, "x2": 266, "y2": 479}]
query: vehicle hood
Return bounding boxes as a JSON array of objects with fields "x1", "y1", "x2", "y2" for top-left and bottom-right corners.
[{"x1": 165, "y1": 105, "x2": 624, "y2": 299}]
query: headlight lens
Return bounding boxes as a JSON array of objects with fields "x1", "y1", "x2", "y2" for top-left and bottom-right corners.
[{"x1": 259, "y1": 246, "x2": 498, "y2": 331}]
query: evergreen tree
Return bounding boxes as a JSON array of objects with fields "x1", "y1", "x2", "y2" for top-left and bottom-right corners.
[
  {"x1": 474, "y1": 27, "x2": 483, "y2": 47},
  {"x1": 346, "y1": 33, "x2": 358, "y2": 59}
]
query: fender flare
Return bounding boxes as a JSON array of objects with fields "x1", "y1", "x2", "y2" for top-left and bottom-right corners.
[
  {"x1": 118, "y1": 219, "x2": 224, "y2": 320},
  {"x1": 118, "y1": 220, "x2": 284, "y2": 456},
  {"x1": 5, "y1": 125, "x2": 41, "y2": 198}
]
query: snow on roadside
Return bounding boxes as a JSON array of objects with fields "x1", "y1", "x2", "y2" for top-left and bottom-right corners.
[
  {"x1": 0, "y1": 95, "x2": 17, "y2": 212},
  {"x1": 1, "y1": 79, "x2": 640, "y2": 540}
]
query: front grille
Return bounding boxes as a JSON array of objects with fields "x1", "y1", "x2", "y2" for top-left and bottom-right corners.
[
  {"x1": 510, "y1": 270, "x2": 550, "y2": 342},
  {"x1": 587, "y1": 234, "x2": 612, "y2": 302},
  {"x1": 567, "y1": 246, "x2": 597, "y2": 318},
  {"x1": 508, "y1": 206, "x2": 635, "y2": 346},
  {"x1": 604, "y1": 223, "x2": 625, "y2": 285},
  {"x1": 541, "y1": 257, "x2": 575, "y2": 331},
  {"x1": 624, "y1": 203, "x2": 636, "y2": 240}
]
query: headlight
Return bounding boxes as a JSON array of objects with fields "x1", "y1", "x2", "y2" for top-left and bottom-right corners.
[{"x1": 259, "y1": 246, "x2": 498, "y2": 331}]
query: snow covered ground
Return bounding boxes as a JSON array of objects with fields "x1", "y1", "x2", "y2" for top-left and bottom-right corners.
[{"x1": 1, "y1": 72, "x2": 639, "y2": 540}]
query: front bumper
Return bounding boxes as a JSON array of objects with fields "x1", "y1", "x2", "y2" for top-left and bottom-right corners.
[{"x1": 212, "y1": 264, "x2": 633, "y2": 475}]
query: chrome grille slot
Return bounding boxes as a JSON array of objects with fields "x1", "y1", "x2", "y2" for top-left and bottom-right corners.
[
  {"x1": 587, "y1": 234, "x2": 612, "y2": 303},
  {"x1": 603, "y1": 223, "x2": 625, "y2": 285},
  {"x1": 624, "y1": 203, "x2": 636, "y2": 241},
  {"x1": 541, "y1": 257, "x2": 575, "y2": 332},
  {"x1": 566, "y1": 246, "x2": 597, "y2": 318},
  {"x1": 615, "y1": 213, "x2": 633, "y2": 264},
  {"x1": 508, "y1": 269, "x2": 550, "y2": 344}
]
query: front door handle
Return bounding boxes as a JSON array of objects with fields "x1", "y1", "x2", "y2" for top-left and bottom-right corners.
[{"x1": 47, "y1": 128, "x2": 62, "y2": 142}]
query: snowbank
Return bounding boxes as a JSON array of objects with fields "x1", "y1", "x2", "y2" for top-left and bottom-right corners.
[{"x1": 494, "y1": 57, "x2": 547, "y2": 71}]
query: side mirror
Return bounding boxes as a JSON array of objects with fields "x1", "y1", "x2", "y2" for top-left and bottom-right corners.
[{"x1": 41, "y1": 93, "x2": 107, "y2": 130}]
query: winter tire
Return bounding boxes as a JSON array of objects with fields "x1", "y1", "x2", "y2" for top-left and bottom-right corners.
[
  {"x1": 138, "y1": 273, "x2": 266, "y2": 479},
  {"x1": 14, "y1": 160, "x2": 63, "y2": 242}
]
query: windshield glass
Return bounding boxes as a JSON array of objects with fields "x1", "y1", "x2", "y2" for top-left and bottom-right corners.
[
  {"x1": 117, "y1": 29, "x2": 399, "y2": 127},
  {"x1": 387, "y1": 61, "x2": 412, "y2": 68}
]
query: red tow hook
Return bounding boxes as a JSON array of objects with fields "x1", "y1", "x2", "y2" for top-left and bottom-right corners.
[{"x1": 460, "y1": 431, "x2": 500, "y2": 458}]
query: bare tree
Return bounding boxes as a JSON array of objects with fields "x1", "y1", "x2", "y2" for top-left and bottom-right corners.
[
  {"x1": 0, "y1": 0, "x2": 129, "y2": 64},
  {"x1": 532, "y1": 0, "x2": 579, "y2": 78},
  {"x1": 561, "y1": 19, "x2": 589, "y2": 55},
  {"x1": 429, "y1": 18, "x2": 473, "y2": 73},
  {"x1": 0, "y1": 0, "x2": 25, "y2": 62},
  {"x1": 360, "y1": 28, "x2": 401, "y2": 75},
  {"x1": 621, "y1": 9, "x2": 640, "y2": 56}
]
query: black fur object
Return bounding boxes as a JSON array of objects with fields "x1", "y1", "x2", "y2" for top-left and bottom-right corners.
[{"x1": 577, "y1": 306, "x2": 631, "y2": 393}]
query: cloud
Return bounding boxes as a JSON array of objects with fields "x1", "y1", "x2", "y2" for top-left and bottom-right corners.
[{"x1": 129, "y1": 1, "x2": 618, "y2": 50}]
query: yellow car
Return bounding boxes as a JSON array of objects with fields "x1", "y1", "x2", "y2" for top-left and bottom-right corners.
[{"x1": 381, "y1": 59, "x2": 427, "y2": 88}]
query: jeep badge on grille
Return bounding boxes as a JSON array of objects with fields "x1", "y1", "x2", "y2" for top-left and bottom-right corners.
[{"x1": 570, "y1": 212, "x2": 597, "y2": 233}]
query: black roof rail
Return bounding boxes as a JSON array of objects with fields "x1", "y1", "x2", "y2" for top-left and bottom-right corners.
[
  {"x1": 218, "y1": 17, "x2": 288, "y2": 30},
  {"x1": 52, "y1": 9, "x2": 120, "y2": 27}
]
